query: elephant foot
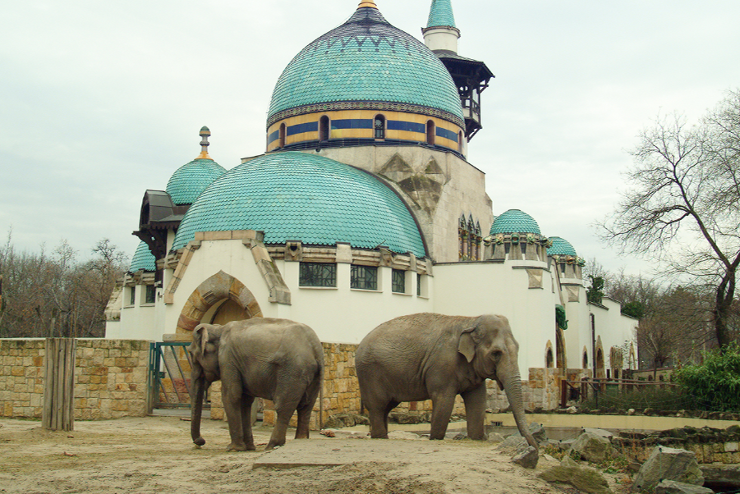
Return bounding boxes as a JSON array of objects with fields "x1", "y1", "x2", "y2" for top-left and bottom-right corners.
[
  {"x1": 226, "y1": 442, "x2": 248, "y2": 452},
  {"x1": 193, "y1": 437, "x2": 206, "y2": 447}
]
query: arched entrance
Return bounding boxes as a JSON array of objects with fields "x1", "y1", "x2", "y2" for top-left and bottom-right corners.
[{"x1": 176, "y1": 270, "x2": 263, "y2": 337}]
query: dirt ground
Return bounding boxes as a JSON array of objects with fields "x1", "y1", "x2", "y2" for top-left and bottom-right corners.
[{"x1": 0, "y1": 415, "x2": 631, "y2": 493}]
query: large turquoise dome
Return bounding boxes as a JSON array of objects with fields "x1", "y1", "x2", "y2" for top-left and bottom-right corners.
[
  {"x1": 166, "y1": 158, "x2": 227, "y2": 206},
  {"x1": 172, "y1": 152, "x2": 426, "y2": 257},
  {"x1": 267, "y1": 5, "x2": 464, "y2": 128}
]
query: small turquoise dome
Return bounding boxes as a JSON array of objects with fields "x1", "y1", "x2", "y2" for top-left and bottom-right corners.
[
  {"x1": 267, "y1": 6, "x2": 463, "y2": 127},
  {"x1": 166, "y1": 159, "x2": 227, "y2": 206},
  {"x1": 548, "y1": 237, "x2": 577, "y2": 257},
  {"x1": 490, "y1": 209, "x2": 541, "y2": 235},
  {"x1": 172, "y1": 152, "x2": 426, "y2": 257},
  {"x1": 129, "y1": 241, "x2": 156, "y2": 272}
]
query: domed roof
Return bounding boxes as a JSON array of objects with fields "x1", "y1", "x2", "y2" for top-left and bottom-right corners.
[
  {"x1": 172, "y1": 151, "x2": 426, "y2": 257},
  {"x1": 267, "y1": 5, "x2": 464, "y2": 127},
  {"x1": 548, "y1": 236, "x2": 577, "y2": 256},
  {"x1": 166, "y1": 158, "x2": 227, "y2": 206},
  {"x1": 490, "y1": 209, "x2": 541, "y2": 235},
  {"x1": 129, "y1": 241, "x2": 156, "y2": 272}
]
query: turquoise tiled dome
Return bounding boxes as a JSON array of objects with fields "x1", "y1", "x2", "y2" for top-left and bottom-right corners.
[
  {"x1": 490, "y1": 209, "x2": 541, "y2": 235},
  {"x1": 267, "y1": 6, "x2": 464, "y2": 127},
  {"x1": 166, "y1": 158, "x2": 227, "y2": 206},
  {"x1": 172, "y1": 152, "x2": 426, "y2": 257},
  {"x1": 548, "y1": 237, "x2": 577, "y2": 257},
  {"x1": 129, "y1": 241, "x2": 156, "y2": 272},
  {"x1": 427, "y1": 0, "x2": 456, "y2": 28}
]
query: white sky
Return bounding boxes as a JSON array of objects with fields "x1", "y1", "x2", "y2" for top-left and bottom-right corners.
[{"x1": 1, "y1": 0, "x2": 738, "y2": 275}]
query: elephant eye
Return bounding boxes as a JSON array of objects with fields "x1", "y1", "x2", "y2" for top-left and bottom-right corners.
[{"x1": 491, "y1": 349, "x2": 504, "y2": 360}]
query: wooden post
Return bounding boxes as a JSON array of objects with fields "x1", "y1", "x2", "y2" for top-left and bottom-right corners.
[{"x1": 43, "y1": 338, "x2": 76, "y2": 431}]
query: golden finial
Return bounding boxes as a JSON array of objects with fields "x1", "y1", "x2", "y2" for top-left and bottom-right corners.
[{"x1": 358, "y1": 0, "x2": 377, "y2": 9}]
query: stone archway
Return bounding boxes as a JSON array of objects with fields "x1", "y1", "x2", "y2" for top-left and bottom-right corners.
[
  {"x1": 176, "y1": 270, "x2": 263, "y2": 338},
  {"x1": 555, "y1": 327, "x2": 566, "y2": 369}
]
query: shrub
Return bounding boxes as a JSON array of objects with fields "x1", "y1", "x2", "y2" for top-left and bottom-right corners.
[{"x1": 673, "y1": 343, "x2": 740, "y2": 412}]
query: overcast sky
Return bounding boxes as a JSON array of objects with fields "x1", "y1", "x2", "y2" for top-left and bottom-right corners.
[{"x1": 1, "y1": 0, "x2": 738, "y2": 275}]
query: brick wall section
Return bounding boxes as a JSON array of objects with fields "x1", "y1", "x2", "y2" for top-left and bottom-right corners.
[{"x1": 0, "y1": 339, "x2": 150, "y2": 420}]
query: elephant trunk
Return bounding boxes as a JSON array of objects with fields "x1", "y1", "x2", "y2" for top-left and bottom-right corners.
[
  {"x1": 191, "y1": 377, "x2": 208, "y2": 446},
  {"x1": 503, "y1": 369, "x2": 538, "y2": 450}
]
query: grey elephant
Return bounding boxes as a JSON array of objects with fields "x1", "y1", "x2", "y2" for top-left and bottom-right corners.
[
  {"x1": 356, "y1": 313, "x2": 538, "y2": 450},
  {"x1": 188, "y1": 317, "x2": 323, "y2": 451}
]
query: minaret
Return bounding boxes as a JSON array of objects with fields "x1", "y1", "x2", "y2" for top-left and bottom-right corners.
[
  {"x1": 423, "y1": 0, "x2": 493, "y2": 141},
  {"x1": 196, "y1": 126, "x2": 212, "y2": 160},
  {"x1": 422, "y1": 0, "x2": 460, "y2": 54}
]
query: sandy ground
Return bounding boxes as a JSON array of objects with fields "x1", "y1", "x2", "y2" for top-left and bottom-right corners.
[{"x1": 0, "y1": 415, "x2": 632, "y2": 493}]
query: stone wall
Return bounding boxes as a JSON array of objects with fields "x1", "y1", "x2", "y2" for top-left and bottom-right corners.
[
  {"x1": 0, "y1": 339, "x2": 150, "y2": 420},
  {"x1": 612, "y1": 426, "x2": 740, "y2": 464}
]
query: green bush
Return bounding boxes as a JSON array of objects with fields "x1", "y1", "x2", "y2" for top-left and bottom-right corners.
[{"x1": 674, "y1": 343, "x2": 740, "y2": 412}]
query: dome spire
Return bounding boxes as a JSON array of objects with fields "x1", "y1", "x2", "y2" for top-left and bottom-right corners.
[
  {"x1": 422, "y1": 0, "x2": 460, "y2": 54},
  {"x1": 196, "y1": 126, "x2": 212, "y2": 160},
  {"x1": 357, "y1": 0, "x2": 377, "y2": 9}
]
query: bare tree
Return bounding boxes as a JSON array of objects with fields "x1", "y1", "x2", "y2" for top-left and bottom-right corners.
[{"x1": 600, "y1": 90, "x2": 740, "y2": 349}]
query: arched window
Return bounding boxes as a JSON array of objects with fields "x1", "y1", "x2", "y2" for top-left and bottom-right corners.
[
  {"x1": 319, "y1": 116, "x2": 330, "y2": 142},
  {"x1": 426, "y1": 120, "x2": 435, "y2": 145},
  {"x1": 582, "y1": 349, "x2": 589, "y2": 369},
  {"x1": 458, "y1": 131, "x2": 464, "y2": 153},
  {"x1": 374, "y1": 115, "x2": 385, "y2": 140},
  {"x1": 279, "y1": 123, "x2": 286, "y2": 148},
  {"x1": 545, "y1": 345, "x2": 554, "y2": 368}
]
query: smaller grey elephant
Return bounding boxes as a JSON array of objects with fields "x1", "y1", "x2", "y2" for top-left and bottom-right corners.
[
  {"x1": 356, "y1": 313, "x2": 537, "y2": 454},
  {"x1": 189, "y1": 317, "x2": 323, "y2": 451}
]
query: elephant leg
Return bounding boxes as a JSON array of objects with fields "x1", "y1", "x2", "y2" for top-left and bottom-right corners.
[
  {"x1": 267, "y1": 402, "x2": 298, "y2": 451},
  {"x1": 366, "y1": 399, "x2": 398, "y2": 439},
  {"x1": 240, "y1": 395, "x2": 256, "y2": 450},
  {"x1": 429, "y1": 391, "x2": 456, "y2": 440},
  {"x1": 222, "y1": 381, "x2": 247, "y2": 451},
  {"x1": 295, "y1": 379, "x2": 320, "y2": 440},
  {"x1": 461, "y1": 384, "x2": 487, "y2": 440}
]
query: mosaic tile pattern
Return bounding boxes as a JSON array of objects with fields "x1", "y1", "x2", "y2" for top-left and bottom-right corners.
[
  {"x1": 427, "y1": 0, "x2": 456, "y2": 28},
  {"x1": 166, "y1": 159, "x2": 227, "y2": 206},
  {"x1": 490, "y1": 209, "x2": 541, "y2": 235},
  {"x1": 547, "y1": 236, "x2": 577, "y2": 256},
  {"x1": 129, "y1": 241, "x2": 156, "y2": 272},
  {"x1": 172, "y1": 152, "x2": 426, "y2": 257},
  {"x1": 267, "y1": 7, "x2": 463, "y2": 124}
]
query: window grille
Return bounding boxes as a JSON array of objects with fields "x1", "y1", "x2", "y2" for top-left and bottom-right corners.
[
  {"x1": 392, "y1": 269, "x2": 405, "y2": 293},
  {"x1": 351, "y1": 265, "x2": 377, "y2": 290},
  {"x1": 299, "y1": 262, "x2": 337, "y2": 287}
]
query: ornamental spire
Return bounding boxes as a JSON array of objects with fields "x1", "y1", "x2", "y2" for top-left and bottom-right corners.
[
  {"x1": 427, "y1": 0, "x2": 456, "y2": 28},
  {"x1": 196, "y1": 126, "x2": 212, "y2": 160},
  {"x1": 357, "y1": 0, "x2": 377, "y2": 9}
]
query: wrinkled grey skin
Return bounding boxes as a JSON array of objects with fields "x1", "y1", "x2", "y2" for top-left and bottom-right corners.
[
  {"x1": 189, "y1": 318, "x2": 323, "y2": 452},
  {"x1": 356, "y1": 313, "x2": 538, "y2": 452}
]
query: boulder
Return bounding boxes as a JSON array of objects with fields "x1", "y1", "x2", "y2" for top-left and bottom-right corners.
[
  {"x1": 632, "y1": 447, "x2": 704, "y2": 493},
  {"x1": 496, "y1": 435, "x2": 529, "y2": 455},
  {"x1": 701, "y1": 464, "x2": 740, "y2": 491},
  {"x1": 508, "y1": 422, "x2": 548, "y2": 444},
  {"x1": 571, "y1": 431, "x2": 618, "y2": 463},
  {"x1": 584, "y1": 428, "x2": 614, "y2": 439},
  {"x1": 538, "y1": 456, "x2": 613, "y2": 494},
  {"x1": 512, "y1": 446, "x2": 539, "y2": 469},
  {"x1": 655, "y1": 480, "x2": 713, "y2": 494}
]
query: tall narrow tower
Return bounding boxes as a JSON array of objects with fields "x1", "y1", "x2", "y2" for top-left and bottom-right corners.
[{"x1": 423, "y1": 0, "x2": 493, "y2": 141}]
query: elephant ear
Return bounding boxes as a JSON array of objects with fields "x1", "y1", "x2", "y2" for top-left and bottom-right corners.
[
  {"x1": 192, "y1": 325, "x2": 209, "y2": 361},
  {"x1": 458, "y1": 326, "x2": 477, "y2": 363}
]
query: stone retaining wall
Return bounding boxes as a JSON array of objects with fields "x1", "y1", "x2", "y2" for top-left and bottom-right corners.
[
  {"x1": 613, "y1": 426, "x2": 740, "y2": 464},
  {"x1": 0, "y1": 339, "x2": 150, "y2": 420}
]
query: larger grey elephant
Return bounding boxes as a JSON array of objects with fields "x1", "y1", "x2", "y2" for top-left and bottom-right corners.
[
  {"x1": 356, "y1": 313, "x2": 537, "y2": 450},
  {"x1": 188, "y1": 318, "x2": 323, "y2": 451}
]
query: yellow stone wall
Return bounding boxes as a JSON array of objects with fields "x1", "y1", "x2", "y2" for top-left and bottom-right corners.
[{"x1": 0, "y1": 339, "x2": 150, "y2": 420}]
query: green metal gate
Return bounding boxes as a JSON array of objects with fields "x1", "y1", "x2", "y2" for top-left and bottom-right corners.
[{"x1": 148, "y1": 341, "x2": 206, "y2": 410}]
